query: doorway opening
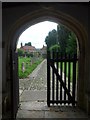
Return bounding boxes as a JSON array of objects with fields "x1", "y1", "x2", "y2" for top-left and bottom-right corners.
[
  {"x1": 14, "y1": 20, "x2": 79, "y2": 118},
  {"x1": 16, "y1": 21, "x2": 58, "y2": 114}
]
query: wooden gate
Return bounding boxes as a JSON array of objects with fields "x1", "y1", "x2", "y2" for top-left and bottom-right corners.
[
  {"x1": 11, "y1": 50, "x2": 19, "y2": 118},
  {"x1": 47, "y1": 51, "x2": 78, "y2": 106}
]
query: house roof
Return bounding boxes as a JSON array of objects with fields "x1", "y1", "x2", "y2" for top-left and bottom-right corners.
[
  {"x1": 20, "y1": 46, "x2": 36, "y2": 50},
  {"x1": 41, "y1": 45, "x2": 47, "y2": 50}
]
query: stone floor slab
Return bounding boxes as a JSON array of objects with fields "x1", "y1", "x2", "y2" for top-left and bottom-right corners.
[
  {"x1": 44, "y1": 106, "x2": 89, "y2": 118},
  {"x1": 17, "y1": 110, "x2": 45, "y2": 118},
  {"x1": 45, "y1": 111, "x2": 68, "y2": 118},
  {"x1": 19, "y1": 101, "x2": 50, "y2": 111},
  {"x1": 20, "y1": 90, "x2": 47, "y2": 102}
]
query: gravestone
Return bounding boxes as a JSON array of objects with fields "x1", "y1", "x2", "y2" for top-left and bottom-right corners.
[{"x1": 22, "y1": 62, "x2": 25, "y2": 72}]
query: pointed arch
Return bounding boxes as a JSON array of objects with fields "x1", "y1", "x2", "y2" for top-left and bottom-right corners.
[{"x1": 7, "y1": 8, "x2": 87, "y2": 111}]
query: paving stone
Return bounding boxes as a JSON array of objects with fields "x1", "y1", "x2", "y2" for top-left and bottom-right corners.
[
  {"x1": 19, "y1": 101, "x2": 50, "y2": 111},
  {"x1": 19, "y1": 90, "x2": 23, "y2": 96},
  {"x1": 45, "y1": 111, "x2": 68, "y2": 118},
  {"x1": 20, "y1": 90, "x2": 47, "y2": 102},
  {"x1": 17, "y1": 110, "x2": 45, "y2": 118},
  {"x1": 45, "y1": 110, "x2": 89, "y2": 118}
]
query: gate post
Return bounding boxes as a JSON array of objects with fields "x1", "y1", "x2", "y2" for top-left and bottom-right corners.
[
  {"x1": 47, "y1": 51, "x2": 50, "y2": 107},
  {"x1": 72, "y1": 54, "x2": 77, "y2": 106}
]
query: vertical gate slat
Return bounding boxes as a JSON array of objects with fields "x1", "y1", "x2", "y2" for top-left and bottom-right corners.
[
  {"x1": 47, "y1": 51, "x2": 50, "y2": 107},
  {"x1": 60, "y1": 53, "x2": 62, "y2": 103},
  {"x1": 64, "y1": 53, "x2": 66, "y2": 103},
  {"x1": 72, "y1": 54, "x2": 77, "y2": 106},
  {"x1": 56, "y1": 52, "x2": 58, "y2": 104},
  {"x1": 52, "y1": 51, "x2": 55, "y2": 104},
  {"x1": 68, "y1": 54, "x2": 70, "y2": 102}
]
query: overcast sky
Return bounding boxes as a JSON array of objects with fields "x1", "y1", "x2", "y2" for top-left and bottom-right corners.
[{"x1": 17, "y1": 21, "x2": 58, "y2": 49}]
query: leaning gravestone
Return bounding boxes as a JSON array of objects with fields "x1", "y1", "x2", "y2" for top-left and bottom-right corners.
[{"x1": 22, "y1": 62, "x2": 25, "y2": 73}]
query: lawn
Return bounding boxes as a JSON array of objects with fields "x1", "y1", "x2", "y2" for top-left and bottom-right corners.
[{"x1": 18, "y1": 57, "x2": 43, "y2": 78}]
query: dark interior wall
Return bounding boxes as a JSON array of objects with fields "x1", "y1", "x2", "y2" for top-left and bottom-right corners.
[
  {"x1": 2, "y1": 3, "x2": 89, "y2": 58},
  {"x1": 3, "y1": 3, "x2": 88, "y2": 31}
]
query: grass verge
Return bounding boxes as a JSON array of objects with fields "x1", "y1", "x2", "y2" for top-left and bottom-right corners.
[{"x1": 18, "y1": 57, "x2": 43, "y2": 78}]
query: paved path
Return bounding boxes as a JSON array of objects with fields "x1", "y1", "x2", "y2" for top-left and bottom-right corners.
[
  {"x1": 19, "y1": 59, "x2": 47, "y2": 103},
  {"x1": 17, "y1": 59, "x2": 89, "y2": 119},
  {"x1": 19, "y1": 59, "x2": 47, "y2": 97}
]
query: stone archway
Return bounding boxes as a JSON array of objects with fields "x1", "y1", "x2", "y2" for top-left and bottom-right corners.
[{"x1": 6, "y1": 8, "x2": 88, "y2": 115}]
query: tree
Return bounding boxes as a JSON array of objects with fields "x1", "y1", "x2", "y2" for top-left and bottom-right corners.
[
  {"x1": 66, "y1": 32, "x2": 77, "y2": 57},
  {"x1": 49, "y1": 44, "x2": 60, "y2": 52},
  {"x1": 57, "y1": 24, "x2": 71, "y2": 55},
  {"x1": 45, "y1": 29, "x2": 57, "y2": 50},
  {"x1": 45, "y1": 24, "x2": 77, "y2": 56},
  {"x1": 25, "y1": 42, "x2": 32, "y2": 46}
]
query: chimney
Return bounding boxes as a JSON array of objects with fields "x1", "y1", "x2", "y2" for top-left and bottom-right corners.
[{"x1": 21, "y1": 42, "x2": 23, "y2": 48}]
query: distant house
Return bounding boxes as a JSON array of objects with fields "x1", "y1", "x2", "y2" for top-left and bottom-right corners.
[
  {"x1": 40, "y1": 45, "x2": 47, "y2": 58},
  {"x1": 20, "y1": 44, "x2": 36, "y2": 56}
]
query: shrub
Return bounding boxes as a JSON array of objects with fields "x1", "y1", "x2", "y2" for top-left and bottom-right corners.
[{"x1": 18, "y1": 49, "x2": 25, "y2": 57}]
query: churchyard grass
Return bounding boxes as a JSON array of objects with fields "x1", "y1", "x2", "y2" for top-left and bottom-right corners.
[{"x1": 18, "y1": 56, "x2": 43, "y2": 78}]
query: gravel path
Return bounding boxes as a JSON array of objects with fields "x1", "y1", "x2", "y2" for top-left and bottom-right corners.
[{"x1": 19, "y1": 59, "x2": 47, "y2": 95}]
